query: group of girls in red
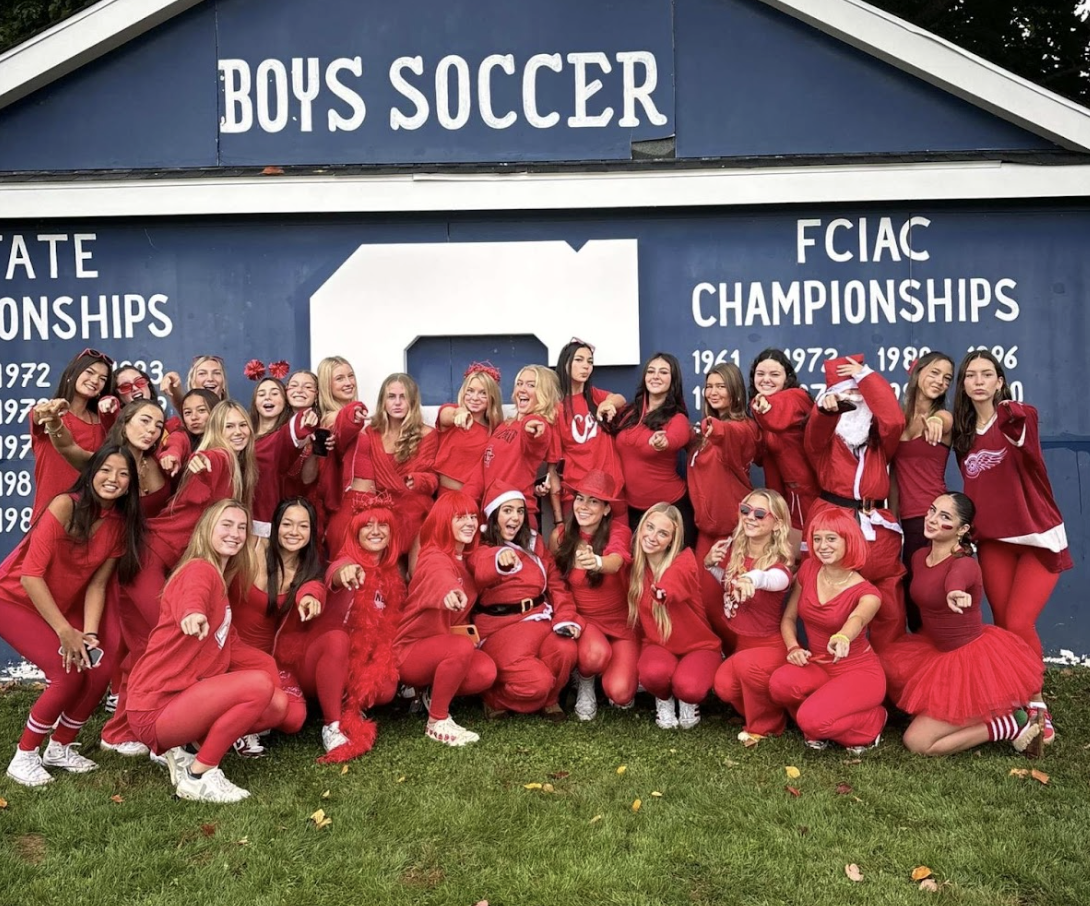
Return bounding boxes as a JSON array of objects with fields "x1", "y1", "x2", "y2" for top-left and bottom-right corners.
[{"x1": 1, "y1": 339, "x2": 1068, "y2": 799}]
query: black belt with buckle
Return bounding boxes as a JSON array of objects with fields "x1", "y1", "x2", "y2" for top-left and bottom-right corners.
[
  {"x1": 478, "y1": 595, "x2": 546, "y2": 617},
  {"x1": 820, "y1": 491, "x2": 887, "y2": 512}
]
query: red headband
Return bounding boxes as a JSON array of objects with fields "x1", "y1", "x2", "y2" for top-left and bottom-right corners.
[
  {"x1": 351, "y1": 490, "x2": 396, "y2": 513},
  {"x1": 464, "y1": 361, "x2": 501, "y2": 383},
  {"x1": 244, "y1": 358, "x2": 291, "y2": 381}
]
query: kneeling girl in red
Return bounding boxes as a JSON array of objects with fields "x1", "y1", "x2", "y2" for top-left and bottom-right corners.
[
  {"x1": 630, "y1": 504, "x2": 722, "y2": 731},
  {"x1": 127, "y1": 500, "x2": 289, "y2": 803},
  {"x1": 393, "y1": 492, "x2": 496, "y2": 746},
  {"x1": 469, "y1": 483, "x2": 581, "y2": 720},
  {"x1": 2, "y1": 445, "x2": 143, "y2": 787},
  {"x1": 769, "y1": 509, "x2": 886, "y2": 752},
  {"x1": 885, "y1": 493, "x2": 1044, "y2": 756},
  {"x1": 708, "y1": 489, "x2": 794, "y2": 742},
  {"x1": 550, "y1": 470, "x2": 635, "y2": 720}
]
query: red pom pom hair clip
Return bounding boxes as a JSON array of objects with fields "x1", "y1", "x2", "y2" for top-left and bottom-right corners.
[
  {"x1": 464, "y1": 361, "x2": 501, "y2": 383},
  {"x1": 245, "y1": 358, "x2": 292, "y2": 381},
  {"x1": 269, "y1": 360, "x2": 290, "y2": 380}
]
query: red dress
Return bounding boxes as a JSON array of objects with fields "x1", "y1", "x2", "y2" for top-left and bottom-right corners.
[
  {"x1": 614, "y1": 412, "x2": 691, "y2": 510},
  {"x1": 555, "y1": 521, "x2": 634, "y2": 642},
  {"x1": 29, "y1": 412, "x2": 107, "y2": 522},
  {"x1": 884, "y1": 551, "x2": 1043, "y2": 724},
  {"x1": 751, "y1": 388, "x2": 819, "y2": 529}
]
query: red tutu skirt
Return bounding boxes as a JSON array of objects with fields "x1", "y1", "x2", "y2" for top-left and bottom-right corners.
[{"x1": 883, "y1": 625, "x2": 1043, "y2": 726}]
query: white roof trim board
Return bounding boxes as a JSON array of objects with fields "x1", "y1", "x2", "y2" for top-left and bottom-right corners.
[{"x1": 1, "y1": 161, "x2": 1088, "y2": 218}]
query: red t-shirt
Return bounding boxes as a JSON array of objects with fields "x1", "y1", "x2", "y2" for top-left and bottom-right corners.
[
  {"x1": 687, "y1": 417, "x2": 759, "y2": 536},
  {"x1": 29, "y1": 412, "x2": 107, "y2": 523},
  {"x1": 432, "y1": 404, "x2": 494, "y2": 484},
  {"x1": 463, "y1": 416, "x2": 554, "y2": 514},
  {"x1": 614, "y1": 412, "x2": 691, "y2": 510},
  {"x1": 636, "y1": 549, "x2": 721, "y2": 655},
  {"x1": 555, "y1": 520, "x2": 633, "y2": 640},
  {"x1": 893, "y1": 437, "x2": 949, "y2": 520},
  {"x1": 556, "y1": 389, "x2": 624, "y2": 491}
]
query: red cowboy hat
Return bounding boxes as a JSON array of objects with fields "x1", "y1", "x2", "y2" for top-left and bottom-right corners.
[{"x1": 565, "y1": 469, "x2": 621, "y2": 504}]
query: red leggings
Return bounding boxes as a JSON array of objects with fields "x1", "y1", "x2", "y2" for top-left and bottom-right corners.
[
  {"x1": 129, "y1": 670, "x2": 286, "y2": 768},
  {"x1": 637, "y1": 645, "x2": 721, "y2": 704},
  {"x1": 0, "y1": 599, "x2": 119, "y2": 750},
  {"x1": 713, "y1": 633, "x2": 788, "y2": 736},
  {"x1": 479, "y1": 621, "x2": 578, "y2": 713},
  {"x1": 397, "y1": 636, "x2": 497, "y2": 720},
  {"x1": 291, "y1": 629, "x2": 351, "y2": 724},
  {"x1": 695, "y1": 532, "x2": 739, "y2": 653},
  {"x1": 978, "y1": 541, "x2": 1057, "y2": 660},
  {"x1": 857, "y1": 528, "x2": 907, "y2": 654},
  {"x1": 768, "y1": 655, "x2": 887, "y2": 747},
  {"x1": 576, "y1": 623, "x2": 639, "y2": 706}
]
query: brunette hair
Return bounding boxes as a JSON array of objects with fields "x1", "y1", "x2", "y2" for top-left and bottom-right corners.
[
  {"x1": 167, "y1": 499, "x2": 254, "y2": 593},
  {"x1": 418, "y1": 491, "x2": 479, "y2": 555},
  {"x1": 951, "y1": 350, "x2": 1012, "y2": 457},
  {"x1": 286, "y1": 369, "x2": 320, "y2": 412},
  {"x1": 189, "y1": 400, "x2": 258, "y2": 509},
  {"x1": 935, "y1": 491, "x2": 976, "y2": 558},
  {"x1": 481, "y1": 497, "x2": 533, "y2": 551},
  {"x1": 556, "y1": 340, "x2": 597, "y2": 423},
  {"x1": 554, "y1": 501, "x2": 613, "y2": 589},
  {"x1": 902, "y1": 351, "x2": 955, "y2": 423},
  {"x1": 52, "y1": 351, "x2": 114, "y2": 405},
  {"x1": 513, "y1": 365, "x2": 560, "y2": 424},
  {"x1": 612, "y1": 353, "x2": 688, "y2": 433},
  {"x1": 114, "y1": 365, "x2": 155, "y2": 401},
  {"x1": 186, "y1": 355, "x2": 228, "y2": 398},
  {"x1": 107, "y1": 399, "x2": 166, "y2": 455},
  {"x1": 456, "y1": 369, "x2": 504, "y2": 430},
  {"x1": 249, "y1": 377, "x2": 292, "y2": 438},
  {"x1": 747, "y1": 349, "x2": 807, "y2": 403},
  {"x1": 723, "y1": 489, "x2": 793, "y2": 581},
  {"x1": 180, "y1": 389, "x2": 220, "y2": 447},
  {"x1": 806, "y1": 508, "x2": 867, "y2": 571},
  {"x1": 317, "y1": 356, "x2": 356, "y2": 419},
  {"x1": 266, "y1": 497, "x2": 324, "y2": 617},
  {"x1": 627, "y1": 503, "x2": 685, "y2": 641},
  {"x1": 64, "y1": 443, "x2": 145, "y2": 585},
  {"x1": 703, "y1": 363, "x2": 749, "y2": 421},
  {"x1": 370, "y1": 373, "x2": 426, "y2": 463}
]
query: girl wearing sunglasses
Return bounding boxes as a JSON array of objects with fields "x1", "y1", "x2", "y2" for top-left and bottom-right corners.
[
  {"x1": 114, "y1": 366, "x2": 155, "y2": 405},
  {"x1": 707, "y1": 490, "x2": 794, "y2": 743}
]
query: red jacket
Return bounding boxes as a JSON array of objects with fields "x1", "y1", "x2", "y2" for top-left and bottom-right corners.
[
  {"x1": 393, "y1": 546, "x2": 477, "y2": 656},
  {"x1": 687, "y1": 417, "x2": 759, "y2": 536}
]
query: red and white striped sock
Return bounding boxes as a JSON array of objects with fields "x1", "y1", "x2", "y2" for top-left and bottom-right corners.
[
  {"x1": 50, "y1": 713, "x2": 87, "y2": 746},
  {"x1": 987, "y1": 709, "x2": 1028, "y2": 742},
  {"x1": 18, "y1": 714, "x2": 55, "y2": 751}
]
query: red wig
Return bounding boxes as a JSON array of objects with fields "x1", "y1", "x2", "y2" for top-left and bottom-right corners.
[
  {"x1": 419, "y1": 491, "x2": 480, "y2": 555},
  {"x1": 806, "y1": 507, "x2": 867, "y2": 571},
  {"x1": 337, "y1": 496, "x2": 401, "y2": 568}
]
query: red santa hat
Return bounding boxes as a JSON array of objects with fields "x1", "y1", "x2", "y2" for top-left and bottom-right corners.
[
  {"x1": 823, "y1": 354, "x2": 866, "y2": 397},
  {"x1": 483, "y1": 481, "x2": 526, "y2": 519}
]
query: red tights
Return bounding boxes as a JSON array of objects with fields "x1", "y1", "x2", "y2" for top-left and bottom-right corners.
[
  {"x1": 398, "y1": 636, "x2": 497, "y2": 720},
  {"x1": 1, "y1": 600, "x2": 119, "y2": 750},
  {"x1": 768, "y1": 655, "x2": 887, "y2": 747},
  {"x1": 713, "y1": 633, "x2": 788, "y2": 736},
  {"x1": 576, "y1": 624, "x2": 639, "y2": 706},
  {"x1": 637, "y1": 645, "x2": 721, "y2": 704},
  {"x1": 294, "y1": 630, "x2": 351, "y2": 724},
  {"x1": 978, "y1": 541, "x2": 1058, "y2": 659}
]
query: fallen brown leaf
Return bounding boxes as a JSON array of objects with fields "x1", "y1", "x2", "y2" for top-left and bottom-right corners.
[
  {"x1": 549, "y1": 770, "x2": 570, "y2": 779},
  {"x1": 741, "y1": 735, "x2": 761, "y2": 748},
  {"x1": 798, "y1": 825, "x2": 809, "y2": 836},
  {"x1": 236, "y1": 837, "x2": 249, "y2": 846},
  {"x1": 523, "y1": 782, "x2": 542, "y2": 790},
  {"x1": 589, "y1": 814, "x2": 602, "y2": 824},
  {"x1": 321, "y1": 790, "x2": 331, "y2": 799},
  {"x1": 616, "y1": 765, "x2": 627, "y2": 775},
  {"x1": 340, "y1": 765, "x2": 349, "y2": 775},
  {"x1": 651, "y1": 791, "x2": 663, "y2": 798},
  {"x1": 1030, "y1": 769, "x2": 1050, "y2": 785},
  {"x1": 309, "y1": 808, "x2": 332, "y2": 830},
  {"x1": 911, "y1": 866, "x2": 933, "y2": 881},
  {"x1": 919, "y1": 879, "x2": 939, "y2": 892},
  {"x1": 842, "y1": 758, "x2": 862, "y2": 765},
  {"x1": 1009, "y1": 768, "x2": 1030, "y2": 777},
  {"x1": 0, "y1": 797, "x2": 8, "y2": 809},
  {"x1": 845, "y1": 863, "x2": 864, "y2": 882},
  {"x1": 396, "y1": 775, "x2": 406, "y2": 783},
  {"x1": 835, "y1": 782, "x2": 853, "y2": 795},
  {"x1": 200, "y1": 823, "x2": 216, "y2": 837},
  {"x1": 261, "y1": 166, "x2": 285, "y2": 176},
  {"x1": 110, "y1": 794, "x2": 124, "y2": 804},
  {"x1": 785, "y1": 786, "x2": 802, "y2": 798}
]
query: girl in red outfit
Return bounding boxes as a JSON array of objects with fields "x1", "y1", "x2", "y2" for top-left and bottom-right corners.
[
  {"x1": 434, "y1": 363, "x2": 505, "y2": 495},
  {"x1": 335, "y1": 373, "x2": 437, "y2": 558},
  {"x1": 320, "y1": 495, "x2": 408, "y2": 761},
  {"x1": 689, "y1": 363, "x2": 760, "y2": 644},
  {"x1": 464, "y1": 366, "x2": 560, "y2": 527},
  {"x1": 748, "y1": 349, "x2": 819, "y2": 532},
  {"x1": 114, "y1": 366, "x2": 154, "y2": 405},
  {"x1": 29, "y1": 349, "x2": 114, "y2": 521},
  {"x1": 884, "y1": 493, "x2": 1044, "y2": 756},
  {"x1": 952, "y1": 350, "x2": 1071, "y2": 740},
  {"x1": 127, "y1": 500, "x2": 289, "y2": 803},
  {"x1": 469, "y1": 484, "x2": 580, "y2": 720},
  {"x1": 550, "y1": 470, "x2": 636, "y2": 721},
  {"x1": 769, "y1": 509, "x2": 886, "y2": 753},
  {"x1": 707, "y1": 490, "x2": 794, "y2": 743},
  {"x1": 248, "y1": 376, "x2": 316, "y2": 536},
  {"x1": 630, "y1": 504, "x2": 722, "y2": 730},
  {"x1": 393, "y1": 492, "x2": 496, "y2": 747},
  {"x1": 611, "y1": 354, "x2": 696, "y2": 548},
  {"x1": 314, "y1": 356, "x2": 368, "y2": 550},
  {"x1": 105, "y1": 400, "x2": 171, "y2": 514},
  {"x1": 161, "y1": 354, "x2": 229, "y2": 415},
  {"x1": 158, "y1": 389, "x2": 219, "y2": 479},
  {"x1": 891, "y1": 352, "x2": 954, "y2": 631},
  {"x1": 2, "y1": 444, "x2": 143, "y2": 786},
  {"x1": 552, "y1": 339, "x2": 626, "y2": 521}
]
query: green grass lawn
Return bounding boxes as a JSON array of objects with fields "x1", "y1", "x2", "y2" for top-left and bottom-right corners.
[{"x1": 1, "y1": 669, "x2": 1089, "y2": 906}]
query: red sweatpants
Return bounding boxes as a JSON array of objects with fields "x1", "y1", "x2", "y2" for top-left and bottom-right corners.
[
  {"x1": 397, "y1": 635, "x2": 497, "y2": 720},
  {"x1": 1, "y1": 599, "x2": 119, "y2": 750},
  {"x1": 576, "y1": 623, "x2": 639, "y2": 706},
  {"x1": 695, "y1": 532, "x2": 739, "y2": 654},
  {"x1": 477, "y1": 620, "x2": 578, "y2": 714},
  {"x1": 978, "y1": 541, "x2": 1058, "y2": 660},
  {"x1": 638, "y1": 645, "x2": 721, "y2": 704},
  {"x1": 858, "y1": 527, "x2": 907, "y2": 654},
  {"x1": 768, "y1": 654, "x2": 887, "y2": 747},
  {"x1": 713, "y1": 632, "x2": 788, "y2": 736}
]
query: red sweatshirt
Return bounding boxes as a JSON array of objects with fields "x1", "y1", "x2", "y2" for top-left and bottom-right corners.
[
  {"x1": 636, "y1": 549, "x2": 721, "y2": 655},
  {"x1": 614, "y1": 412, "x2": 691, "y2": 510},
  {"x1": 393, "y1": 546, "x2": 478, "y2": 656},
  {"x1": 145, "y1": 447, "x2": 237, "y2": 566},
  {"x1": 463, "y1": 416, "x2": 554, "y2": 514},
  {"x1": 687, "y1": 417, "x2": 759, "y2": 537}
]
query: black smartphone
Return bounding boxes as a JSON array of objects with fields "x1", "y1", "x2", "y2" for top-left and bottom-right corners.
[
  {"x1": 835, "y1": 399, "x2": 857, "y2": 412},
  {"x1": 312, "y1": 427, "x2": 331, "y2": 456}
]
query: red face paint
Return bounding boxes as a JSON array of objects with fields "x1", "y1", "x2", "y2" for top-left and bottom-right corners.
[{"x1": 939, "y1": 522, "x2": 955, "y2": 531}]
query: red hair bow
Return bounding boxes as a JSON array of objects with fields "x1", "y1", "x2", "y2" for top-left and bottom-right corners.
[
  {"x1": 351, "y1": 490, "x2": 396, "y2": 513},
  {"x1": 464, "y1": 361, "x2": 501, "y2": 383},
  {"x1": 244, "y1": 359, "x2": 266, "y2": 381}
]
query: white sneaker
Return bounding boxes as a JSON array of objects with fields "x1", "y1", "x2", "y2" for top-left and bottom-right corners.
[
  {"x1": 100, "y1": 739, "x2": 149, "y2": 757},
  {"x1": 42, "y1": 740, "x2": 97, "y2": 773},
  {"x1": 678, "y1": 701, "x2": 700, "y2": 730},
  {"x1": 609, "y1": 698, "x2": 635, "y2": 710},
  {"x1": 655, "y1": 697, "x2": 679, "y2": 730},
  {"x1": 174, "y1": 766, "x2": 250, "y2": 803},
  {"x1": 321, "y1": 721, "x2": 349, "y2": 752},
  {"x1": 6, "y1": 747, "x2": 53, "y2": 787},
  {"x1": 845, "y1": 734, "x2": 882, "y2": 756},
  {"x1": 232, "y1": 734, "x2": 266, "y2": 758},
  {"x1": 164, "y1": 747, "x2": 197, "y2": 786},
  {"x1": 574, "y1": 674, "x2": 598, "y2": 722},
  {"x1": 425, "y1": 717, "x2": 480, "y2": 747},
  {"x1": 804, "y1": 738, "x2": 829, "y2": 751}
]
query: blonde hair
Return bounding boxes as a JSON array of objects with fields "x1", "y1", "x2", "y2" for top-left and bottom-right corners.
[
  {"x1": 514, "y1": 365, "x2": 559, "y2": 424},
  {"x1": 189, "y1": 401, "x2": 258, "y2": 509},
  {"x1": 166, "y1": 498, "x2": 255, "y2": 596},
  {"x1": 317, "y1": 356, "x2": 356, "y2": 419},
  {"x1": 186, "y1": 355, "x2": 229, "y2": 399},
  {"x1": 723, "y1": 489, "x2": 793, "y2": 581},
  {"x1": 459, "y1": 371, "x2": 504, "y2": 430},
  {"x1": 627, "y1": 503, "x2": 685, "y2": 642},
  {"x1": 370, "y1": 372, "x2": 426, "y2": 463}
]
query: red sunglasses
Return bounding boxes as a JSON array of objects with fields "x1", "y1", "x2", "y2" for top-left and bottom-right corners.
[
  {"x1": 117, "y1": 377, "x2": 151, "y2": 395},
  {"x1": 739, "y1": 503, "x2": 772, "y2": 520},
  {"x1": 79, "y1": 348, "x2": 115, "y2": 366}
]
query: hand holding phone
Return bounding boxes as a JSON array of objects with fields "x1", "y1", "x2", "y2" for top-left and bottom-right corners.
[{"x1": 311, "y1": 427, "x2": 331, "y2": 456}]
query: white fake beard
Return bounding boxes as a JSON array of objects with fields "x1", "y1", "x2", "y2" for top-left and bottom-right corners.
[{"x1": 834, "y1": 398, "x2": 874, "y2": 449}]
